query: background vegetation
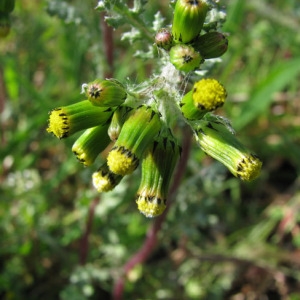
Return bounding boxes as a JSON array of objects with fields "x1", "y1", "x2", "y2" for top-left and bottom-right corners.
[{"x1": 1, "y1": 0, "x2": 300, "y2": 299}]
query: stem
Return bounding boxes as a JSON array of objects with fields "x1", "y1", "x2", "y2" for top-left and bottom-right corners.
[
  {"x1": 79, "y1": 197, "x2": 100, "y2": 265},
  {"x1": 112, "y1": 126, "x2": 192, "y2": 300},
  {"x1": 101, "y1": 13, "x2": 114, "y2": 78}
]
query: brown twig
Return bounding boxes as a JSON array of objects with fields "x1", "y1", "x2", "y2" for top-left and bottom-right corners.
[{"x1": 112, "y1": 126, "x2": 192, "y2": 300}]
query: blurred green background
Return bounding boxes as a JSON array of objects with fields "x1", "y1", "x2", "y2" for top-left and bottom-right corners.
[{"x1": 1, "y1": 0, "x2": 300, "y2": 299}]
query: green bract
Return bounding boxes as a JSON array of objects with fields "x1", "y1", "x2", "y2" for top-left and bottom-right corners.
[{"x1": 172, "y1": 0, "x2": 209, "y2": 43}]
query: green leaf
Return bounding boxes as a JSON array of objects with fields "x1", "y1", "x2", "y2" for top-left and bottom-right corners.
[{"x1": 234, "y1": 57, "x2": 300, "y2": 130}]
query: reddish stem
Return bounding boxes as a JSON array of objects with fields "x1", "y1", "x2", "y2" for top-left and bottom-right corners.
[
  {"x1": 112, "y1": 127, "x2": 192, "y2": 300},
  {"x1": 79, "y1": 197, "x2": 100, "y2": 265},
  {"x1": 100, "y1": 13, "x2": 114, "y2": 78}
]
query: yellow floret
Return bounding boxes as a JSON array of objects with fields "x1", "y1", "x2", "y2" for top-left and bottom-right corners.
[
  {"x1": 193, "y1": 78, "x2": 227, "y2": 111},
  {"x1": 236, "y1": 154, "x2": 262, "y2": 181},
  {"x1": 47, "y1": 108, "x2": 70, "y2": 139},
  {"x1": 136, "y1": 194, "x2": 166, "y2": 218},
  {"x1": 92, "y1": 171, "x2": 114, "y2": 192},
  {"x1": 107, "y1": 146, "x2": 139, "y2": 176}
]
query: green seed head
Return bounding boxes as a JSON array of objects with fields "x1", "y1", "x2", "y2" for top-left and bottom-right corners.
[
  {"x1": 180, "y1": 78, "x2": 227, "y2": 120},
  {"x1": 194, "y1": 119, "x2": 262, "y2": 181},
  {"x1": 193, "y1": 31, "x2": 228, "y2": 59},
  {"x1": 169, "y1": 44, "x2": 202, "y2": 72},
  {"x1": 83, "y1": 78, "x2": 127, "y2": 107},
  {"x1": 92, "y1": 162, "x2": 123, "y2": 192},
  {"x1": 172, "y1": 0, "x2": 209, "y2": 43},
  {"x1": 47, "y1": 100, "x2": 114, "y2": 139},
  {"x1": 72, "y1": 124, "x2": 111, "y2": 166}
]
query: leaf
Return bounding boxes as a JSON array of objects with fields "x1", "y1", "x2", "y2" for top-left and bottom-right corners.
[{"x1": 234, "y1": 57, "x2": 300, "y2": 130}]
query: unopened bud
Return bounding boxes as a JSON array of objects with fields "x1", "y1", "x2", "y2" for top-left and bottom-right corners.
[
  {"x1": 108, "y1": 105, "x2": 133, "y2": 141},
  {"x1": 193, "y1": 31, "x2": 228, "y2": 59},
  {"x1": 172, "y1": 0, "x2": 209, "y2": 43},
  {"x1": 82, "y1": 78, "x2": 127, "y2": 107},
  {"x1": 170, "y1": 44, "x2": 202, "y2": 72},
  {"x1": 154, "y1": 28, "x2": 173, "y2": 51}
]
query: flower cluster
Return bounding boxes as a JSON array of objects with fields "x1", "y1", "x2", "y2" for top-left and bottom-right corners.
[
  {"x1": 0, "y1": 0, "x2": 14, "y2": 38},
  {"x1": 155, "y1": 0, "x2": 228, "y2": 72},
  {"x1": 47, "y1": 0, "x2": 262, "y2": 218}
]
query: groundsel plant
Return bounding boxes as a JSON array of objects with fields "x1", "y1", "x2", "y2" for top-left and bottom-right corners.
[{"x1": 47, "y1": 0, "x2": 262, "y2": 218}]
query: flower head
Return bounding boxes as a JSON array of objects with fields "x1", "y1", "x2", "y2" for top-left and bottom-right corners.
[
  {"x1": 47, "y1": 100, "x2": 114, "y2": 139},
  {"x1": 180, "y1": 78, "x2": 227, "y2": 120},
  {"x1": 194, "y1": 118, "x2": 262, "y2": 181},
  {"x1": 92, "y1": 162, "x2": 123, "y2": 192},
  {"x1": 107, "y1": 106, "x2": 161, "y2": 175}
]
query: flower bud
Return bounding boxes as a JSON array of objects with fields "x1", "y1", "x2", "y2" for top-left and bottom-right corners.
[
  {"x1": 136, "y1": 131, "x2": 181, "y2": 217},
  {"x1": 72, "y1": 123, "x2": 111, "y2": 166},
  {"x1": 0, "y1": 12, "x2": 10, "y2": 37},
  {"x1": 92, "y1": 162, "x2": 123, "y2": 192},
  {"x1": 193, "y1": 119, "x2": 262, "y2": 181},
  {"x1": 47, "y1": 100, "x2": 114, "y2": 139},
  {"x1": 107, "y1": 106, "x2": 161, "y2": 176},
  {"x1": 169, "y1": 44, "x2": 202, "y2": 72},
  {"x1": 172, "y1": 0, "x2": 209, "y2": 43},
  {"x1": 108, "y1": 105, "x2": 133, "y2": 141},
  {"x1": 193, "y1": 31, "x2": 228, "y2": 59},
  {"x1": 154, "y1": 28, "x2": 173, "y2": 51},
  {"x1": 82, "y1": 78, "x2": 127, "y2": 107},
  {"x1": 180, "y1": 78, "x2": 227, "y2": 120}
]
